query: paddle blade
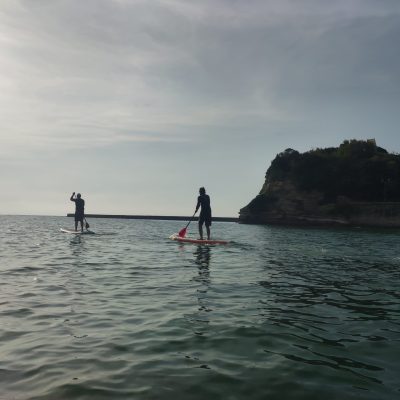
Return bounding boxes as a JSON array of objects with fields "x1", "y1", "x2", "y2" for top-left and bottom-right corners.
[
  {"x1": 85, "y1": 221, "x2": 90, "y2": 229},
  {"x1": 178, "y1": 227, "x2": 187, "y2": 238}
]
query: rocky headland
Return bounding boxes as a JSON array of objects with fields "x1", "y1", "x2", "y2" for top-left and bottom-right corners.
[{"x1": 239, "y1": 139, "x2": 400, "y2": 227}]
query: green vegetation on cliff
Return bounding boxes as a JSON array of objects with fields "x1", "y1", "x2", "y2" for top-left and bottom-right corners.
[
  {"x1": 242, "y1": 140, "x2": 400, "y2": 223},
  {"x1": 267, "y1": 139, "x2": 400, "y2": 202}
]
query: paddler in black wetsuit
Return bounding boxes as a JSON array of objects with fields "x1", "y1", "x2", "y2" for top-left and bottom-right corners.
[
  {"x1": 195, "y1": 187, "x2": 212, "y2": 240},
  {"x1": 70, "y1": 192, "x2": 85, "y2": 232}
]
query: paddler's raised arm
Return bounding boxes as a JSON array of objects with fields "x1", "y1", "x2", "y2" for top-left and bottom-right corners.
[{"x1": 70, "y1": 192, "x2": 76, "y2": 201}]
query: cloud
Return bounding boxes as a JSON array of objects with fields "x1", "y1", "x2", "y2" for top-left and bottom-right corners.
[
  {"x1": 1, "y1": 0, "x2": 399, "y2": 155},
  {"x1": 0, "y1": 1, "x2": 399, "y2": 215}
]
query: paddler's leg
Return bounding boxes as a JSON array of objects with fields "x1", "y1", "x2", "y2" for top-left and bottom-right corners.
[
  {"x1": 198, "y1": 214, "x2": 205, "y2": 239},
  {"x1": 205, "y1": 216, "x2": 211, "y2": 240},
  {"x1": 198, "y1": 223, "x2": 203, "y2": 240},
  {"x1": 74, "y1": 216, "x2": 78, "y2": 231}
]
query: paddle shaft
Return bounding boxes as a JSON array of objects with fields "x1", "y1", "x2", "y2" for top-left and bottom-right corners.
[{"x1": 184, "y1": 211, "x2": 197, "y2": 230}]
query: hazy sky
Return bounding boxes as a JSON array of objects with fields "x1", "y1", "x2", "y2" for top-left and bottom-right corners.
[{"x1": 1, "y1": 0, "x2": 399, "y2": 217}]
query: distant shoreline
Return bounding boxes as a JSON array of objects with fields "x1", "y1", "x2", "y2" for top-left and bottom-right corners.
[{"x1": 67, "y1": 214, "x2": 238, "y2": 223}]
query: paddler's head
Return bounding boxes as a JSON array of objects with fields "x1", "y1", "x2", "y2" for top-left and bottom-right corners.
[
  {"x1": 77, "y1": 193, "x2": 81, "y2": 198},
  {"x1": 199, "y1": 187, "x2": 206, "y2": 195}
]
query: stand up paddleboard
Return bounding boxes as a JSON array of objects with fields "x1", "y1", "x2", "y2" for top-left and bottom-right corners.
[
  {"x1": 169, "y1": 234, "x2": 228, "y2": 245},
  {"x1": 60, "y1": 228, "x2": 95, "y2": 235}
]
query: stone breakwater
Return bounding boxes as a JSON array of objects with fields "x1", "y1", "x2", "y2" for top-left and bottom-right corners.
[{"x1": 67, "y1": 214, "x2": 238, "y2": 223}]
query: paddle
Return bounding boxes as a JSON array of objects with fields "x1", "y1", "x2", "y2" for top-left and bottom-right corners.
[
  {"x1": 178, "y1": 211, "x2": 197, "y2": 238},
  {"x1": 84, "y1": 217, "x2": 90, "y2": 230}
]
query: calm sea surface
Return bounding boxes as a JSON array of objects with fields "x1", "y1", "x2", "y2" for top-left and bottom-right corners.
[{"x1": 0, "y1": 215, "x2": 399, "y2": 400}]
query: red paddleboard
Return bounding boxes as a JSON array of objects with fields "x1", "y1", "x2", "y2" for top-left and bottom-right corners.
[{"x1": 169, "y1": 234, "x2": 229, "y2": 245}]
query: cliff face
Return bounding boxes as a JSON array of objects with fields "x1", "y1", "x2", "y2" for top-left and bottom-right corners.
[{"x1": 239, "y1": 140, "x2": 400, "y2": 227}]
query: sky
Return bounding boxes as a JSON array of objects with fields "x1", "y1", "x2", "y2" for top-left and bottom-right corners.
[{"x1": 0, "y1": 0, "x2": 399, "y2": 217}]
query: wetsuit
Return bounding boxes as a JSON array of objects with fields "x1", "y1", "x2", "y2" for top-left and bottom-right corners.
[
  {"x1": 197, "y1": 194, "x2": 212, "y2": 227},
  {"x1": 72, "y1": 198, "x2": 85, "y2": 223}
]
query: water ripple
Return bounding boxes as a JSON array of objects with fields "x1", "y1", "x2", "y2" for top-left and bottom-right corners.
[{"x1": 0, "y1": 216, "x2": 399, "y2": 399}]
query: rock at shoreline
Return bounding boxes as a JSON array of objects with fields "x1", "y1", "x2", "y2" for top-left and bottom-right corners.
[{"x1": 239, "y1": 139, "x2": 400, "y2": 227}]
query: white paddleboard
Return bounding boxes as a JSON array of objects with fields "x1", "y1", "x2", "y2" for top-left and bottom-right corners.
[{"x1": 60, "y1": 228, "x2": 95, "y2": 235}]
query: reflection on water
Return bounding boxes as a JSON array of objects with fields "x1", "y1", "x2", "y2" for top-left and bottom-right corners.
[
  {"x1": 186, "y1": 246, "x2": 212, "y2": 340},
  {"x1": 194, "y1": 245, "x2": 211, "y2": 285},
  {"x1": 69, "y1": 235, "x2": 82, "y2": 245},
  {"x1": 194, "y1": 246, "x2": 211, "y2": 316}
]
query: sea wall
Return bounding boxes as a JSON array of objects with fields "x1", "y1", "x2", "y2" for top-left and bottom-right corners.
[{"x1": 67, "y1": 214, "x2": 238, "y2": 223}]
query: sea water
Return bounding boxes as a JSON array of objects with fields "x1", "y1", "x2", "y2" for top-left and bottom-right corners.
[{"x1": 0, "y1": 215, "x2": 399, "y2": 400}]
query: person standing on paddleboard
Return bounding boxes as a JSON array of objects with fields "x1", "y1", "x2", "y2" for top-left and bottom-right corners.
[
  {"x1": 195, "y1": 187, "x2": 212, "y2": 240},
  {"x1": 70, "y1": 192, "x2": 85, "y2": 232}
]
